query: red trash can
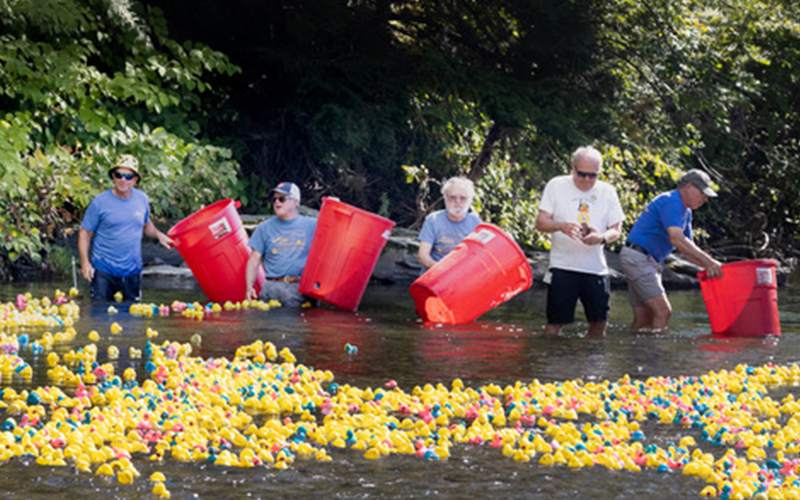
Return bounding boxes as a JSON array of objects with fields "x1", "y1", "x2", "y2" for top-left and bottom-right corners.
[
  {"x1": 167, "y1": 199, "x2": 264, "y2": 303},
  {"x1": 410, "y1": 223, "x2": 533, "y2": 325},
  {"x1": 698, "y1": 259, "x2": 780, "y2": 336},
  {"x1": 299, "y1": 198, "x2": 396, "y2": 311}
]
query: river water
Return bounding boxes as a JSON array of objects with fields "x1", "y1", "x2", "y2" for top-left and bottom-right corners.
[{"x1": 0, "y1": 274, "x2": 798, "y2": 499}]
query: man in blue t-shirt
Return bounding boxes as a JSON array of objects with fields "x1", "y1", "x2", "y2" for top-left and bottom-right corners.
[
  {"x1": 245, "y1": 182, "x2": 317, "y2": 307},
  {"x1": 418, "y1": 177, "x2": 481, "y2": 270},
  {"x1": 620, "y1": 169, "x2": 723, "y2": 331},
  {"x1": 79, "y1": 155, "x2": 174, "y2": 301}
]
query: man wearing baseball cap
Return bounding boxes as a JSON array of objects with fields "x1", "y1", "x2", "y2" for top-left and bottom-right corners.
[
  {"x1": 245, "y1": 181, "x2": 317, "y2": 306},
  {"x1": 78, "y1": 154, "x2": 174, "y2": 301},
  {"x1": 619, "y1": 169, "x2": 723, "y2": 331}
]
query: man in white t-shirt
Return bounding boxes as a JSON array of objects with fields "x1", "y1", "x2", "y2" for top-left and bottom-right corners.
[{"x1": 535, "y1": 146, "x2": 624, "y2": 335}]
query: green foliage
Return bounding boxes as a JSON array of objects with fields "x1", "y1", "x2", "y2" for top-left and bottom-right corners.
[
  {"x1": 5, "y1": 0, "x2": 800, "y2": 272},
  {"x1": 598, "y1": 0, "x2": 800, "y2": 257},
  {"x1": 0, "y1": 0, "x2": 242, "y2": 268},
  {"x1": 474, "y1": 158, "x2": 545, "y2": 250}
]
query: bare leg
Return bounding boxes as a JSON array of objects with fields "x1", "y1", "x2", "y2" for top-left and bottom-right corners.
[
  {"x1": 631, "y1": 294, "x2": 672, "y2": 332},
  {"x1": 644, "y1": 294, "x2": 672, "y2": 331},
  {"x1": 587, "y1": 321, "x2": 607, "y2": 336},
  {"x1": 544, "y1": 323, "x2": 564, "y2": 335},
  {"x1": 631, "y1": 306, "x2": 653, "y2": 330}
]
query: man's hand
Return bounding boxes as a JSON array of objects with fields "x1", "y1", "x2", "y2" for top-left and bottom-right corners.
[
  {"x1": 559, "y1": 221, "x2": 584, "y2": 240},
  {"x1": 705, "y1": 259, "x2": 724, "y2": 279},
  {"x1": 81, "y1": 263, "x2": 95, "y2": 282}
]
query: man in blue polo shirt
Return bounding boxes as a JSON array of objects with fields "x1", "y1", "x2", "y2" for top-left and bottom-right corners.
[
  {"x1": 245, "y1": 182, "x2": 317, "y2": 307},
  {"x1": 79, "y1": 154, "x2": 174, "y2": 301},
  {"x1": 620, "y1": 169, "x2": 723, "y2": 331}
]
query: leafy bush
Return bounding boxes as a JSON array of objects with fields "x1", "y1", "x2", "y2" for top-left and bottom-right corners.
[{"x1": 0, "y1": 0, "x2": 242, "y2": 269}]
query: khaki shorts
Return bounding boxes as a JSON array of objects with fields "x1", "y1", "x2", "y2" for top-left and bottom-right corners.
[
  {"x1": 259, "y1": 281, "x2": 312, "y2": 308},
  {"x1": 619, "y1": 245, "x2": 665, "y2": 307}
]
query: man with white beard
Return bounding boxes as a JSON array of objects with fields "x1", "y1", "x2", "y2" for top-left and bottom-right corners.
[{"x1": 417, "y1": 177, "x2": 482, "y2": 270}]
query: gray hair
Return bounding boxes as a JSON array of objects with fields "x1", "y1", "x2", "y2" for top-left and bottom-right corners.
[
  {"x1": 571, "y1": 146, "x2": 603, "y2": 171},
  {"x1": 441, "y1": 176, "x2": 475, "y2": 198}
]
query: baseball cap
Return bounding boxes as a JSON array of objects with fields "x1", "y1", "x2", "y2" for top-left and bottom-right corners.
[
  {"x1": 108, "y1": 154, "x2": 141, "y2": 180},
  {"x1": 681, "y1": 169, "x2": 717, "y2": 198},
  {"x1": 273, "y1": 182, "x2": 301, "y2": 203}
]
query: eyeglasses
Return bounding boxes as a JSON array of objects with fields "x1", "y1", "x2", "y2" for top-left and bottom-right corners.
[
  {"x1": 113, "y1": 171, "x2": 136, "y2": 180},
  {"x1": 574, "y1": 169, "x2": 598, "y2": 179},
  {"x1": 272, "y1": 195, "x2": 290, "y2": 204},
  {"x1": 446, "y1": 195, "x2": 470, "y2": 203}
]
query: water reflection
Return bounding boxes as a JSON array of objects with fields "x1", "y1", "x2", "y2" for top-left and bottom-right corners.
[
  {"x1": 1, "y1": 277, "x2": 800, "y2": 500},
  {"x1": 416, "y1": 322, "x2": 531, "y2": 382},
  {"x1": 300, "y1": 307, "x2": 386, "y2": 378}
]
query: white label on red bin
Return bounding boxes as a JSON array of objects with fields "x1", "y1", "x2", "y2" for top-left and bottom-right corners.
[
  {"x1": 208, "y1": 217, "x2": 231, "y2": 240},
  {"x1": 756, "y1": 267, "x2": 773, "y2": 284},
  {"x1": 469, "y1": 228, "x2": 496, "y2": 244}
]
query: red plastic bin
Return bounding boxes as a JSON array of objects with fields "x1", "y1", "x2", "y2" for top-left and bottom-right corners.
[
  {"x1": 168, "y1": 199, "x2": 263, "y2": 303},
  {"x1": 299, "y1": 198, "x2": 396, "y2": 311},
  {"x1": 410, "y1": 223, "x2": 533, "y2": 325},
  {"x1": 698, "y1": 259, "x2": 780, "y2": 336}
]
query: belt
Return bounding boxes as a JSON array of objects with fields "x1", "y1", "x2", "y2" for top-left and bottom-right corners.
[
  {"x1": 265, "y1": 276, "x2": 300, "y2": 283},
  {"x1": 624, "y1": 242, "x2": 650, "y2": 257}
]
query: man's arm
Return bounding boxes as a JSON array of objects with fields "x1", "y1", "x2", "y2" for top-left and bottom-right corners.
[
  {"x1": 245, "y1": 250, "x2": 263, "y2": 300},
  {"x1": 535, "y1": 209, "x2": 582, "y2": 240},
  {"x1": 78, "y1": 227, "x2": 94, "y2": 281},
  {"x1": 143, "y1": 221, "x2": 174, "y2": 248},
  {"x1": 667, "y1": 226, "x2": 723, "y2": 278},
  {"x1": 581, "y1": 221, "x2": 622, "y2": 246},
  {"x1": 418, "y1": 242, "x2": 437, "y2": 270}
]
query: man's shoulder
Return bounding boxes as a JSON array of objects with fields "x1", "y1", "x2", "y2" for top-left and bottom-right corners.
[
  {"x1": 131, "y1": 188, "x2": 150, "y2": 203},
  {"x1": 595, "y1": 180, "x2": 620, "y2": 195},
  {"x1": 545, "y1": 175, "x2": 572, "y2": 187},
  {"x1": 298, "y1": 214, "x2": 318, "y2": 229},
  {"x1": 426, "y1": 209, "x2": 446, "y2": 219},
  {"x1": 257, "y1": 215, "x2": 317, "y2": 229},
  {"x1": 423, "y1": 210, "x2": 447, "y2": 225},
  {"x1": 254, "y1": 216, "x2": 278, "y2": 230},
  {"x1": 92, "y1": 189, "x2": 113, "y2": 202},
  {"x1": 652, "y1": 189, "x2": 681, "y2": 206}
]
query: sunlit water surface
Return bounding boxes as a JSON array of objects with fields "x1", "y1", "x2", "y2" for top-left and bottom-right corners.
[{"x1": 0, "y1": 273, "x2": 798, "y2": 500}]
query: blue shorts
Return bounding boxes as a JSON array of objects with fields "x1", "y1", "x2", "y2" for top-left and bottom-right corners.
[
  {"x1": 91, "y1": 269, "x2": 142, "y2": 302},
  {"x1": 546, "y1": 268, "x2": 611, "y2": 324}
]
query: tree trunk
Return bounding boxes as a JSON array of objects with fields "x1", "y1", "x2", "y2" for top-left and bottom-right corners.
[{"x1": 467, "y1": 122, "x2": 512, "y2": 181}]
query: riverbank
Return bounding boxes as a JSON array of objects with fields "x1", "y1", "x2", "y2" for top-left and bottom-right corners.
[{"x1": 2, "y1": 209, "x2": 795, "y2": 288}]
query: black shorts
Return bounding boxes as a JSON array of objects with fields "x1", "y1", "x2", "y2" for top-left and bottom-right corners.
[{"x1": 546, "y1": 268, "x2": 611, "y2": 325}]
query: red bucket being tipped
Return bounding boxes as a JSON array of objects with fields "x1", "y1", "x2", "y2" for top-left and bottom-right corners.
[
  {"x1": 698, "y1": 259, "x2": 780, "y2": 336},
  {"x1": 410, "y1": 223, "x2": 533, "y2": 325},
  {"x1": 167, "y1": 199, "x2": 264, "y2": 303},
  {"x1": 299, "y1": 198, "x2": 395, "y2": 311}
]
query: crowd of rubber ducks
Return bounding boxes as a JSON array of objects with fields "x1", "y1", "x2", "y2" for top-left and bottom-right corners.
[
  {"x1": 123, "y1": 298, "x2": 282, "y2": 321},
  {"x1": 4, "y1": 292, "x2": 800, "y2": 499}
]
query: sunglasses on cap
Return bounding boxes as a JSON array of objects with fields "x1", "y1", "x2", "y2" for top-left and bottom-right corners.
[
  {"x1": 113, "y1": 171, "x2": 136, "y2": 180},
  {"x1": 574, "y1": 168, "x2": 598, "y2": 179}
]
